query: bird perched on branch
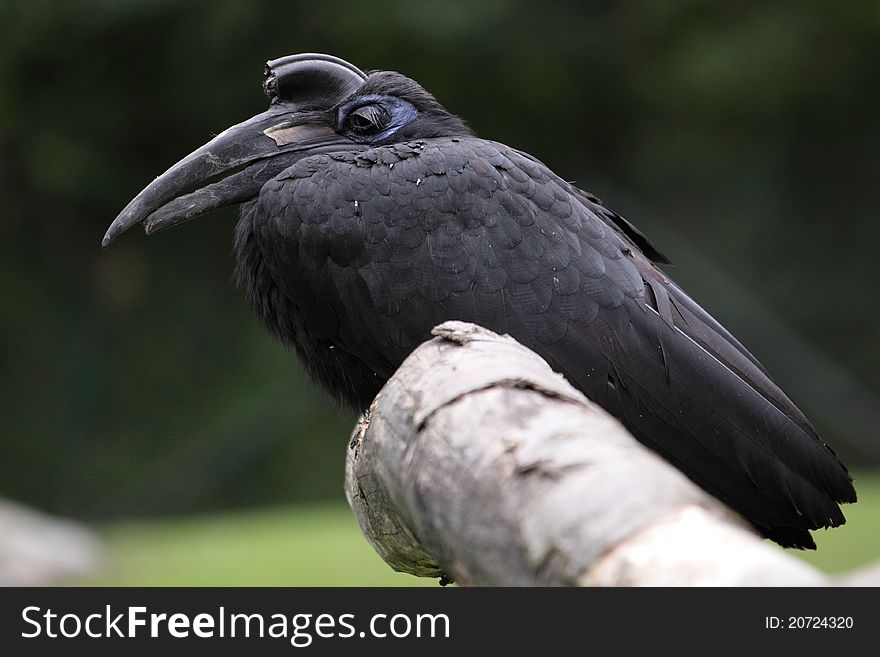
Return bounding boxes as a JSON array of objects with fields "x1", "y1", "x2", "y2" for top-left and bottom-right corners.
[{"x1": 104, "y1": 53, "x2": 855, "y2": 549}]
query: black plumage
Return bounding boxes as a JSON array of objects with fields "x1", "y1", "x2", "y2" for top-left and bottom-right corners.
[{"x1": 104, "y1": 53, "x2": 855, "y2": 549}]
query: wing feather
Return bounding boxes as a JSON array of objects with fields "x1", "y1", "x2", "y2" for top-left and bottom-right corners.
[{"x1": 242, "y1": 136, "x2": 855, "y2": 547}]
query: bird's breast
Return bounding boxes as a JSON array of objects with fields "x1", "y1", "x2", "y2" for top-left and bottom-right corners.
[{"x1": 231, "y1": 137, "x2": 636, "y2": 403}]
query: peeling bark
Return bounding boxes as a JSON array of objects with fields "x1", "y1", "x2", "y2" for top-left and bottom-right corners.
[{"x1": 344, "y1": 321, "x2": 874, "y2": 586}]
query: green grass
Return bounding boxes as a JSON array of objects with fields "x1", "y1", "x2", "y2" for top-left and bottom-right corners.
[
  {"x1": 84, "y1": 503, "x2": 432, "y2": 586},
  {"x1": 79, "y1": 473, "x2": 879, "y2": 586},
  {"x1": 794, "y1": 471, "x2": 880, "y2": 574}
]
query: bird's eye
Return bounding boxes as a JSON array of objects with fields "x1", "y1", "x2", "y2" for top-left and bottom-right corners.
[{"x1": 346, "y1": 104, "x2": 391, "y2": 135}]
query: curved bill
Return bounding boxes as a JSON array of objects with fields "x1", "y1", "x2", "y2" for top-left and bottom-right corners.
[
  {"x1": 102, "y1": 106, "x2": 357, "y2": 247},
  {"x1": 103, "y1": 52, "x2": 370, "y2": 247}
]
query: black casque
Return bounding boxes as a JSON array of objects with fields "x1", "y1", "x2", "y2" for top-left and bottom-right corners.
[{"x1": 103, "y1": 53, "x2": 856, "y2": 549}]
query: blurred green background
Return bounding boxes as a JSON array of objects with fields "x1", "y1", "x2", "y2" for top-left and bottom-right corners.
[{"x1": 1, "y1": 1, "x2": 878, "y2": 584}]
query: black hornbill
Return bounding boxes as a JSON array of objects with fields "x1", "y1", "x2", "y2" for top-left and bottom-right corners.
[{"x1": 104, "y1": 53, "x2": 855, "y2": 549}]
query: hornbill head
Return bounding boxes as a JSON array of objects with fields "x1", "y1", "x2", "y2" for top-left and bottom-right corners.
[{"x1": 102, "y1": 53, "x2": 471, "y2": 246}]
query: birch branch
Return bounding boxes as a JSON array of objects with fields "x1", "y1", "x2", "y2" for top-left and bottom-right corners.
[{"x1": 344, "y1": 321, "x2": 872, "y2": 586}]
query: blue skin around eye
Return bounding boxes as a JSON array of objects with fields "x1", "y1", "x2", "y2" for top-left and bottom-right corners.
[{"x1": 338, "y1": 95, "x2": 418, "y2": 144}]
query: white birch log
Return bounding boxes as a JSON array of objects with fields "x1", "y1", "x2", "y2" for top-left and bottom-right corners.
[
  {"x1": 344, "y1": 321, "x2": 872, "y2": 586},
  {"x1": 0, "y1": 498, "x2": 104, "y2": 586}
]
